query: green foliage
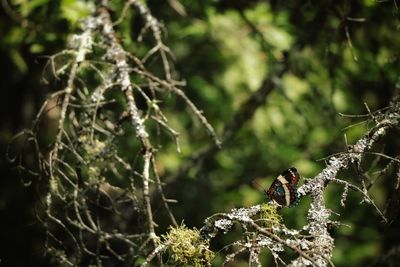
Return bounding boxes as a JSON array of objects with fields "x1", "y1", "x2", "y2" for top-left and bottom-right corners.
[{"x1": 60, "y1": 0, "x2": 94, "y2": 24}]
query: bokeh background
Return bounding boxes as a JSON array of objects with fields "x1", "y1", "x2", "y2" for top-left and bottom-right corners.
[{"x1": 1, "y1": 0, "x2": 400, "y2": 266}]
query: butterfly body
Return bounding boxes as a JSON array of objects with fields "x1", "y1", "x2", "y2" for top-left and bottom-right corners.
[{"x1": 267, "y1": 167, "x2": 300, "y2": 207}]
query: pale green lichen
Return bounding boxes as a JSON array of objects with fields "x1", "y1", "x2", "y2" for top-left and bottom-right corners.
[
  {"x1": 163, "y1": 224, "x2": 214, "y2": 266},
  {"x1": 259, "y1": 204, "x2": 282, "y2": 227},
  {"x1": 79, "y1": 135, "x2": 106, "y2": 157},
  {"x1": 49, "y1": 177, "x2": 59, "y2": 193},
  {"x1": 87, "y1": 166, "x2": 100, "y2": 183}
]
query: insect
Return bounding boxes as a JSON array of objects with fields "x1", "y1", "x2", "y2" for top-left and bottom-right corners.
[{"x1": 265, "y1": 167, "x2": 300, "y2": 208}]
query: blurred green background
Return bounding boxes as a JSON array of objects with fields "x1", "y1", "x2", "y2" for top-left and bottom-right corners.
[{"x1": 1, "y1": 0, "x2": 400, "y2": 266}]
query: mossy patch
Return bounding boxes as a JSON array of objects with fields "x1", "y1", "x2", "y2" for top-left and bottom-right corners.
[
  {"x1": 163, "y1": 224, "x2": 214, "y2": 266},
  {"x1": 259, "y1": 204, "x2": 282, "y2": 227}
]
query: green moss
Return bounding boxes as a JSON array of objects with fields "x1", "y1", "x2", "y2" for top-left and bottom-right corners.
[
  {"x1": 259, "y1": 204, "x2": 282, "y2": 227},
  {"x1": 163, "y1": 224, "x2": 214, "y2": 266},
  {"x1": 87, "y1": 166, "x2": 100, "y2": 184},
  {"x1": 79, "y1": 134, "x2": 106, "y2": 158}
]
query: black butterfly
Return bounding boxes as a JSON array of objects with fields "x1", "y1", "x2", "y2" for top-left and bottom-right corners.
[{"x1": 266, "y1": 167, "x2": 300, "y2": 208}]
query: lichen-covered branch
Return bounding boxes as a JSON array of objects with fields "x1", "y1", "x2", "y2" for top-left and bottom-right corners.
[
  {"x1": 196, "y1": 98, "x2": 400, "y2": 266},
  {"x1": 7, "y1": 1, "x2": 400, "y2": 266},
  {"x1": 9, "y1": 1, "x2": 219, "y2": 265}
]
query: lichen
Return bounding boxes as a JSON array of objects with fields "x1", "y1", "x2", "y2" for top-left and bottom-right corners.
[
  {"x1": 259, "y1": 204, "x2": 282, "y2": 227},
  {"x1": 214, "y1": 218, "x2": 233, "y2": 233},
  {"x1": 249, "y1": 249, "x2": 261, "y2": 267},
  {"x1": 79, "y1": 135, "x2": 106, "y2": 157},
  {"x1": 163, "y1": 224, "x2": 214, "y2": 266},
  {"x1": 229, "y1": 205, "x2": 261, "y2": 222},
  {"x1": 88, "y1": 166, "x2": 100, "y2": 183}
]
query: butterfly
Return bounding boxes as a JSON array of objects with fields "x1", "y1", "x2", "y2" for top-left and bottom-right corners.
[{"x1": 266, "y1": 167, "x2": 300, "y2": 208}]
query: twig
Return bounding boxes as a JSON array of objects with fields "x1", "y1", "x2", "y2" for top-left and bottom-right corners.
[
  {"x1": 99, "y1": 3, "x2": 159, "y2": 250},
  {"x1": 249, "y1": 222, "x2": 320, "y2": 267},
  {"x1": 344, "y1": 25, "x2": 358, "y2": 61},
  {"x1": 329, "y1": 178, "x2": 387, "y2": 222},
  {"x1": 151, "y1": 156, "x2": 178, "y2": 227},
  {"x1": 141, "y1": 241, "x2": 170, "y2": 267}
]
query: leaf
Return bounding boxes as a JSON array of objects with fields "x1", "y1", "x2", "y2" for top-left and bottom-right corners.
[{"x1": 61, "y1": 0, "x2": 94, "y2": 24}]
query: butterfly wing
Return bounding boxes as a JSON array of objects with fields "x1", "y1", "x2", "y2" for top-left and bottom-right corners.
[
  {"x1": 267, "y1": 180, "x2": 287, "y2": 206},
  {"x1": 281, "y1": 167, "x2": 300, "y2": 187},
  {"x1": 267, "y1": 167, "x2": 300, "y2": 207},
  {"x1": 287, "y1": 183, "x2": 299, "y2": 207}
]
